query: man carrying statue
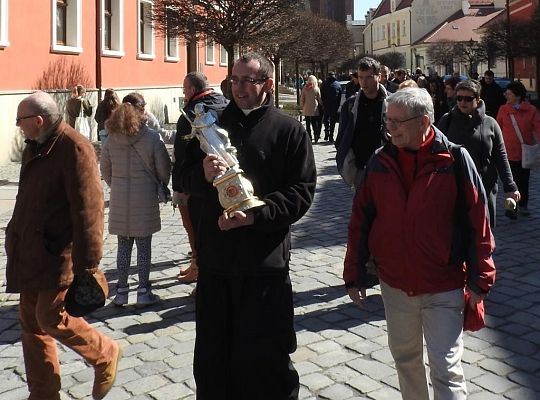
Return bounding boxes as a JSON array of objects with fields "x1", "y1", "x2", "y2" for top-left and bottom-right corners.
[{"x1": 178, "y1": 52, "x2": 317, "y2": 399}]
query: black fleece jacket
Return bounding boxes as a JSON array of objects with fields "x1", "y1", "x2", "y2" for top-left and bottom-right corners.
[
  {"x1": 437, "y1": 100, "x2": 517, "y2": 194},
  {"x1": 178, "y1": 96, "x2": 317, "y2": 275}
]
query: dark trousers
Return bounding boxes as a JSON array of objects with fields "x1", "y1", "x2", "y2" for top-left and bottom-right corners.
[
  {"x1": 323, "y1": 113, "x2": 339, "y2": 140},
  {"x1": 305, "y1": 116, "x2": 322, "y2": 141},
  {"x1": 194, "y1": 270, "x2": 299, "y2": 400},
  {"x1": 509, "y1": 160, "x2": 531, "y2": 208}
]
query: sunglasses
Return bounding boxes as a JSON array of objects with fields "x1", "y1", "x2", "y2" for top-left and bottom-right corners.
[{"x1": 456, "y1": 95, "x2": 476, "y2": 102}]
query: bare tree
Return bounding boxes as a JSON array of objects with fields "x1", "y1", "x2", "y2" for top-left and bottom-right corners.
[
  {"x1": 427, "y1": 40, "x2": 457, "y2": 74},
  {"x1": 33, "y1": 57, "x2": 93, "y2": 91},
  {"x1": 376, "y1": 52, "x2": 406, "y2": 70},
  {"x1": 454, "y1": 39, "x2": 488, "y2": 77},
  {"x1": 153, "y1": 0, "x2": 302, "y2": 77}
]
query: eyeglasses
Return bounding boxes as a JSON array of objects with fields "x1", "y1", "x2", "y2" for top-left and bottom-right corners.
[
  {"x1": 16, "y1": 115, "x2": 39, "y2": 124},
  {"x1": 383, "y1": 114, "x2": 423, "y2": 128},
  {"x1": 229, "y1": 76, "x2": 268, "y2": 85},
  {"x1": 456, "y1": 95, "x2": 476, "y2": 102}
]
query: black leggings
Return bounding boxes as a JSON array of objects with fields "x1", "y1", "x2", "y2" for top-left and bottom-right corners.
[{"x1": 509, "y1": 160, "x2": 531, "y2": 208}]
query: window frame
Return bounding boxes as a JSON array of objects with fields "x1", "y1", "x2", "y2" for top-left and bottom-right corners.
[
  {"x1": 102, "y1": 0, "x2": 124, "y2": 57},
  {"x1": 164, "y1": 7, "x2": 179, "y2": 62},
  {"x1": 205, "y1": 37, "x2": 215, "y2": 65},
  {"x1": 0, "y1": 0, "x2": 9, "y2": 47},
  {"x1": 51, "y1": 0, "x2": 83, "y2": 54},
  {"x1": 137, "y1": 0, "x2": 155, "y2": 60},
  {"x1": 219, "y1": 44, "x2": 227, "y2": 66}
]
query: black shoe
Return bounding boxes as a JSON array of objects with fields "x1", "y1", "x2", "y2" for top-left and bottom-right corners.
[{"x1": 505, "y1": 209, "x2": 518, "y2": 220}]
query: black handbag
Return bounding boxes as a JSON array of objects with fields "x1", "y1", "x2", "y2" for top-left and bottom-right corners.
[{"x1": 65, "y1": 270, "x2": 109, "y2": 317}]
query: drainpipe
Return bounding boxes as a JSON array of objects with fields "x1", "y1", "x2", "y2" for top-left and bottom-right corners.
[{"x1": 95, "y1": 0, "x2": 103, "y2": 101}]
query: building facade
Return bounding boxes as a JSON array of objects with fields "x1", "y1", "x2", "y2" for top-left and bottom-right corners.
[
  {"x1": 509, "y1": 0, "x2": 539, "y2": 92},
  {"x1": 362, "y1": 0, "x2": 506, "y2": 73},
  {"x1": 0, "y1": 0, "x2": 228, "y2": 163},
  {"x1": 308, "y1": 0, "x2": 354, "y2": 24}
]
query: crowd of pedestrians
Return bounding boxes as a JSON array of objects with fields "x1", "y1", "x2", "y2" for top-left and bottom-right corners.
[{"x1": 6, "y1": 51, "x2": 540, "y2": 400}]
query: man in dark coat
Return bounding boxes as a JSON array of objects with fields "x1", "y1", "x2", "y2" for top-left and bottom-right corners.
[
  {"x1": 178, "y1": 52, "x2": 316, "y2": 400},
  {"x1": 320, "y1": 71, "x2": 343, "y2": 142},
  {"x1": 6, "y1": 91, "x2": 120, "y2": 400},
  {"x1": 172, "y1": 71, "x2": 229, "y2": 284},
  {"x1": 480, "y1": 70, "x2": 506, "y2": 118}
]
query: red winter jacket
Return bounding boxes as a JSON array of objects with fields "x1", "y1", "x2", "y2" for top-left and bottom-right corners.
[
  {"x1": 497, "y1": 101, "x2": 540, "y2": 162},
  {"x1": 343, "y1": 128, "x2": 496, "y2": 296}
]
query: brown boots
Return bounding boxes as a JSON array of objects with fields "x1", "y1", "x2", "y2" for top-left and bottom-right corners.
[{"x1": 176, "y1": 258, "x2": 198, "y2": 284}]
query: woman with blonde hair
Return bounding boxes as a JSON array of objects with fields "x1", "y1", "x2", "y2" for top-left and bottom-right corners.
[
  {"x1": 301, "y1": 75, "x2": 323, "y2": 143},
  {"x1": 100, "y1": 92, "x2": 171, "y2": 306}
]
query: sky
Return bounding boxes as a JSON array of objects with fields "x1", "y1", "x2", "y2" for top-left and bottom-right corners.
[{"x1": 354, "y1": 0, "x2": 382, "y2": 20}]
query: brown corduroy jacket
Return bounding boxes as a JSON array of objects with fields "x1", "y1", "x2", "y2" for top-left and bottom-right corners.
[{"x1": 5, "y1": 118, "x2": 104, "y2": 293}]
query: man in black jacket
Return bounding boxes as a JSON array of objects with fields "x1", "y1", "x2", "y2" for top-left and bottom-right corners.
[
  {"x1": 320, "y1": 71, "x2": 343, "y2": 142},
  {"x1": 172, "y1": 72, "x2": 228, "y2": 284},
  {"x1": 179, "y1": 52, "x2": 316, "y2": 400},
  {"x1": 480, "y1": 70, "x2": 505, "y2": 118}
]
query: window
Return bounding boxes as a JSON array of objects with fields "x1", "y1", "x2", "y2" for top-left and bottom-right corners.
[
  {"x1": 220, "y1": 44, "x2": 227, "y2": 66},
  {"x1": 138, "y1": 0, "x2": 154, "y2": 59},
  {"x1": 102, "y1": 0, "x2": 124, "y2": 56},
  {"x1": 0, "y1": 0, "x2": 9, "y2": 47},
  {"x1": 205, "y1": 37, "x2": 215, "y2": 65},
  {"x1": 402, "y1": 20, "x2": 406, "y2": 37},
  {"x1": 392, "y1": 23, "x2": 396, "y2": 38},
  {"x1": 52, "y1": 0, "x2": 82, "y2": 53},
  {"x1": 165, "y1": 7, "x2": 179, "y2": 61},
  {"x1": 382, "y1": 25, "x2": 385, "y2": 40}
]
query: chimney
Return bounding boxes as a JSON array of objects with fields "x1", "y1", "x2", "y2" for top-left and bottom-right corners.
[{"x1": 462, "y1": 0, "x2": 470, "y2": 15}]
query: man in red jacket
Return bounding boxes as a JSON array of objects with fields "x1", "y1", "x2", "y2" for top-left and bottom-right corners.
[
  {"x1": 344, "y1": 87, "x2": 496, "y2": 400},
  {"x1": 7, "y1": 91, "x2": 120, "y2": 400}
]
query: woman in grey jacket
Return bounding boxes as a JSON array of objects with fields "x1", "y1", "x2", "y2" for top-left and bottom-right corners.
[
  {"x1": 101, "y1": 93, "x2": 171, "y2": 305},
  {"x1": 437, "y1": 80, "x2": 520, "y2": 226}
]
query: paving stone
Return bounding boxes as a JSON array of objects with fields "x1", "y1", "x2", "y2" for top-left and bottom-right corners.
[
  {"x1": 347, "y1": 358, "x2": 395, "y2": 380},
  {"x1": 291, "y1": 346, "x2": 316, "y2": 363},
  {"x1": 360, "y1": 386, "x2": 401, "y2": 399},
  {"x1": 471, "y1": 372, "x2": 518, "y2": 394},
  {"x1": 123, "y1": 375, "x2": 168, "y2": 395},
  {"x1": 504, "y1": 387, "x2": 540, "y2": 400},
  {"x1": 301, "y1": 372, "x2": 334, "y2": 391},
  {"x1": 318, "y1": 383, "x2": 355, "y2": 399},
  {"x1": 347, "y1": 374, "x2": 382, "y2": 394},
  {"x1": 311, "y1": 349, "x2": 357, "y2": 368},
  {"x1": 149, "y1": 383, "x2": 193, "y2": 400}
]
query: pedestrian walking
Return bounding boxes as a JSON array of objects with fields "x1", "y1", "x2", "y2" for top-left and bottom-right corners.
[
  {"x1": 6, "y1": 91, "x2": 121, "y2": 400},
  {"x1": 300, "y1": 74, "x2": 323, "y2": 143},
  {"x1": 344, "y1": 87, "x2": 496, "y2": 400},
  {"x1": 173, "y1": 71, "x2": 229, "y2": 285},
  {"x1": 497, "y1": 80, "x2": 540, "y2": 216},
  {"x1": 178, "y1": 52, "x2": 316, "y2": 400},
  {"x1": 100, "y1": 92, "x2": 171, "y2": 306},
  {"x1": 336, "y1": 57, "x2": 387, "y2": 188},
  {"x1": 94, "y1": 88, "x2": 120, "y2": 143},
  {"x1": 438, "y1": 79, "x2": 519, "y2": 226},
  {"x1": 66, "y1": 84, "x2": 93, "y2": 128},
  {"x1": 320, "y1": 71, "x2": 342, "y2": 142},
  {"x1": 480, "y1": 70, "x2": 505, "y2": 118}
]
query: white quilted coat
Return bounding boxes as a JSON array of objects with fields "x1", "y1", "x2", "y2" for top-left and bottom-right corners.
[{"x1": 100, "y1": 125, "x2": 171, "y2": 237}]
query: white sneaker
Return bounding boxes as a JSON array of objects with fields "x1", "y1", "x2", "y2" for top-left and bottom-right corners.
[
  {"x1": 112, "y1": 287, "x2": 129, "y2": 306},
  {"x1": 136, "y1": 288, "x2": 160, "y2": 306}
]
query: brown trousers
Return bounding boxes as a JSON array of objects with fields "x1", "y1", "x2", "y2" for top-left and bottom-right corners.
[
  {"x1": 179, "y1": 204, "x2": 197, "y2": 258},
  {"x1": 19, "y1": 288, "x2": 116, "y2": 400}
]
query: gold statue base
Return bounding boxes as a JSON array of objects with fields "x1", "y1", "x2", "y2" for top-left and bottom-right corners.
[{"x1": 213, "y1": 167, "x2": 265, "y2": 215}]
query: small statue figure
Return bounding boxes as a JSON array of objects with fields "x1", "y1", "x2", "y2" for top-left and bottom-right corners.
[{"x1": 180, "y1": 104, "x2": 265, "y2": 215}]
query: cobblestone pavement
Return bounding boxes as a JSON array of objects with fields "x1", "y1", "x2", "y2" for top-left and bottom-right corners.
[{"x1": 1, "y1": 141, "x2": 539, "y2": 399}]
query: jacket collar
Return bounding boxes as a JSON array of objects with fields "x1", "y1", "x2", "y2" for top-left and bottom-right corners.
[{"x1": 383, "y1": 126, "x2": 452, "y2": 160}]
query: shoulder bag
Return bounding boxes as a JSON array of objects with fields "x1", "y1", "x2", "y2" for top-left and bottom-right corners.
[
  {"x1": 130, "y1": 143, "x2": 171, "y2": 203},
  {"x1": 509, "y1": 114, "x2": 540, "y2": 169},
  {"x1": 74, "y1": 100, "x2": 91, "y2": 139}
]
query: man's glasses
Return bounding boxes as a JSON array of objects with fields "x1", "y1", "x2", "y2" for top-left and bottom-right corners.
[
  {"x1": 383, "y1": 114, "x2": 423, "y2": 128},
  {"x1": 16, "y1": 115, "x2": 39, "y2": 124},
  {"x1": 456, "y1": 95, "x2": 475, "y2": 102},
  {"x1": 229, "y1": 76, "x2": 268, "y2": 85}
]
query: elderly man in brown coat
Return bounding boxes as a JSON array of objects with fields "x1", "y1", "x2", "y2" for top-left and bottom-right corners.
[{"x1": 5, "y1": 91, "x2": 120, "y2": 400}]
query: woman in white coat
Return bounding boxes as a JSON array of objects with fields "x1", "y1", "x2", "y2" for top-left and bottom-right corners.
[{"x1": 101, "y1": 93, "x2": 171, "y2": 306}]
